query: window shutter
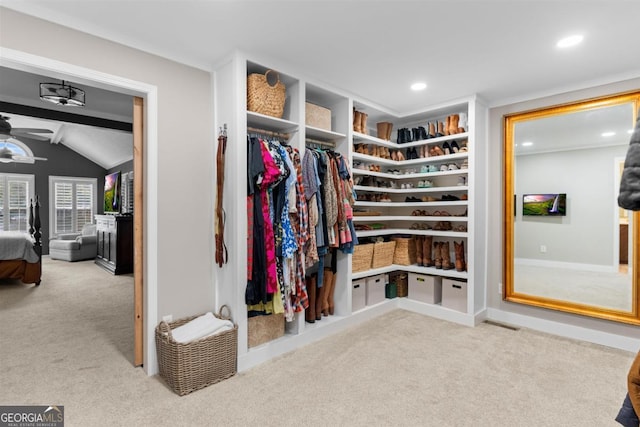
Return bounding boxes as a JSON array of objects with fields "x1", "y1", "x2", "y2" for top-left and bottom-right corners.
[
  {"x1": 8, "y1": 180, "x2": 28, "y2": 231},
  {"x1": 55, "y1": 182, "x2": 73, "y2": 234},
  {"x1": 76, "y1": 183, "x2": 93, "y2": 230}
]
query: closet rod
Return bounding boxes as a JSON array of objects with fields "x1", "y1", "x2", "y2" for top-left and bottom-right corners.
[
  {"x1": 247, "y1": 126, "x2": 292, "y2": 139},
  {"x1": 305, "y1": 137, "x2": 336, "y2": 149}
]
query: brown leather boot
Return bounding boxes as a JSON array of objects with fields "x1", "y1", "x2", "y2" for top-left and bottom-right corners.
[
  {"x1": 305, "y1": 276, "x2": 316, "y2": 323},
  {"x1": 444, "y1": 116, "x2": 451, "y2": 136},
  {"x1": 449, "y1": 114, "x2": 459, "y2": 135},
  {"x1": 321, "y1": 268, "x2": 333, "y2": 316},
  {"x1": 434, "y1": 241, "x2": 442, "y2": 269},
  {"x1": 315, "y1": 274, "x2": 325, "y2": 321},
  {"x1": 454, "y1": 240, "x2": 466, "y2": 272},
  {"x1": 328, "y1": 270, "x2": 337, "y2": 315},
  {"x1": 428, "y1": 122, "x2": 436, "y2": 138},
  {"x1": 423, "y1": 235, "x2": 433, "y2": 267},
  {"x1": 360, "y1": 112, "x2": 368, "y2": 135},
  {"x1": 414, "y1": 236, "x2": 423, "y2": 266},
  {"x1": 353, "y1": 110, "x2": 362, "y2": 133},
  {"x1": 376, "y1": 122, "x2": 386, "y2": 140},
  {"x1": 385, "y1": 122, "x2": 393, "y2": 141},
  {"x1": 441, "y1": 241, "x2": 453, "y2": 270}
]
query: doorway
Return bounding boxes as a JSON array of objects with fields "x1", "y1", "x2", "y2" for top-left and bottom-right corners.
[{"x1": 0, "y1": 48, "x2": 159, "y2": 372}]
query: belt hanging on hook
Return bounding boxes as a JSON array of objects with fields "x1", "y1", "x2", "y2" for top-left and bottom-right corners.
[{"x1": 215, "y1": 124, "x2": 228, "y2": 267}]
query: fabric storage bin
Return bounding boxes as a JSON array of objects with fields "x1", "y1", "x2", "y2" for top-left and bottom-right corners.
[
  {"x1": 366, "y1": 273, "x2": 388, "y2": 306},
  {"x1": 155, "y1": 306, "x2": 237, "y2": 396},
  {"x1": 442, "y1": 278, "x2": 468, "y2": 313},
  {"x1": 385, "y1": 282, "x2": 397, "y2": 299},
  {"x1": 352, "y1": 279, "x2": 366, "y2": 312},
  {"x1": 408, "y1": 273, "x2": 442, "y2": 304},
  {"x1": 248, "y1": 312, "x2": 285, "y2": 348},
  {"x1": 306, "y1": 102, "x2": 332, "y2": 131}
]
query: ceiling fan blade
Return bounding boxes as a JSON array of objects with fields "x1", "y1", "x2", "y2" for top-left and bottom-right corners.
[
  {"x1": 11, "y1": 155, "x2": 47, "y2": 163},
  {"x1": 11, "y1": 128, "x2": 54, "y2": 134},
  {"x1": 11, "y1": 132, "x2": 51, "y2": 142}
]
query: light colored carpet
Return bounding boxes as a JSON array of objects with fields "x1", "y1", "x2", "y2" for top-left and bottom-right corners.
[{"x1": 0, "y1": 257, "x2": 636, "y2": 426}]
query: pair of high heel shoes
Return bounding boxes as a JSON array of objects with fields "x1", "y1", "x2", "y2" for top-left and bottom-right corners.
[{"x1": 442, "y1": 141, "x2": 461, "y2": 155}]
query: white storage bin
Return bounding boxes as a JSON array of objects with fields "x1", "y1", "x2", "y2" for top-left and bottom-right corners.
[
  {"x1": 408, "y1": 273, "x2": 442, "y2": 304},
  {"x1": 442, "y1": 278, "x2": 468, "y2": 313},
  {"x1": 366, "y1": 274, "x2": 388, "y2": 306},
  {"x1": 352, "y1": 279, "x2": 366, "y2": 312}
]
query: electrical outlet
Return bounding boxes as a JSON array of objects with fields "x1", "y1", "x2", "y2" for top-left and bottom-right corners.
[
  {"x1": 540, "y1": 245, "x2": 547, "y2": 253},
  {"x1": 162, "y1": 314, "x2": 173, "y2": 323}
]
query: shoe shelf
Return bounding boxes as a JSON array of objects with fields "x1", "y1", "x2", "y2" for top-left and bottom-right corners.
[
  {"x1": 353, "y1": 130, "x2": 469, "y2": 148},
  {"x1": 356, "y1": 229, "x2": 468, "y2": 238},
  {"x1": 351, "y1": 264, "x2": 468, "y2": 281},
  {"x1": 355, "y1": 201, "x2": 468, "y2": 208},
  {"x1": 352, "y1": 168, "x2": 468, "y2": 180},
  {"x1": 352, "y1": 215, "x2": 468, "y2": 222},
  {"x1": 247, "y1": 111, "x2": 299, "y2": 133},
  {"x1": 352, "y1": 152, "x2": 468, "y2": 166},
  {"x1": 305, "y1": 125, "x2": 346, "y2": 141},
  {"x1": 353, "y1": 185, "x2": 468, "y2": 194}
]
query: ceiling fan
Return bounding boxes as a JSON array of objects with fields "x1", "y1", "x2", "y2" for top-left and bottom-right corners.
[{"x1": 0, "y1": 115, "x2": 51, "y2": 163}]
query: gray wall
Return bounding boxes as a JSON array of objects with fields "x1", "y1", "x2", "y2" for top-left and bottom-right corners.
[
  {"x1": 0, "y1": 138, "x2": 106, "y2": 254},
  {"x1": 488, "y1": 77, "x2": 640, "y2": 340},
  {"x1": 515, "y1": 145, "x2": 628, "y2": 266},
  {"x1": 0, "y1": 8, "x2": 215, "y2": 321}
]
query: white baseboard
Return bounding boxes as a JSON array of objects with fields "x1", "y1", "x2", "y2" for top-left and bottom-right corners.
[
  {"x1": 486, "y1": 308, "x2": 640, "y2": 353},
  {"x1": 515, "y1": 258, "x2": 617, "y2": 273}
]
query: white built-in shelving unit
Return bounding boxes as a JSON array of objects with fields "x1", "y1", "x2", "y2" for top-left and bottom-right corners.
[{"x1": 214, "y1": 51, "x2": 487, "y2": 371}]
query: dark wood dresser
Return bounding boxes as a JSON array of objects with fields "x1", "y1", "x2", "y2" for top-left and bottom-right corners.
[{"x1": 95, "y1": 214, "x2": 133, "y2": 275}]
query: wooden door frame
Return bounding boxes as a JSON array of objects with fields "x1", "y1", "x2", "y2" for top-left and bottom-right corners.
[{"x1": 133, "y1": 97, "x2": 144, "y2": 366}]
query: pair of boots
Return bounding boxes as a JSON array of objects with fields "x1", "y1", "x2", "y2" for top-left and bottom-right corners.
[
  {"x1": 305, "y1": 269, "x2": 336, "y2": 323},
  {"x1": 353, "y1": 109, "x2": 368, "y2": 134},
  {"x1": 376, "y1": 122, "x2": 393, "y2": 141},
  {"x1": 445, "y1": 113, "x2": 467, "y2": 134},
  {"x1": 414, "y1": 235, "x2": 434, "y2": 267},
  {"x1": 434, "y1": 241, "x2": 453, "y2": 270}
]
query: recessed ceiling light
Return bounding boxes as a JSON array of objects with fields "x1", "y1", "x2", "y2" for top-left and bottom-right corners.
[
  {"x1": 628, "y1": 129, "x2": 634, "y2": 134},
  {"x1": 521, "y1": 141, "x2": 533, "y2": 147},
  {"x1": 411, "y1": 82, "x2": 427, "y2": 91},
  {"x1": 601, "y1": 131, "x2": 616, "y2": 137},
  {"x1": 557, "y1": 34, "x2": 584, "y2": 48}
]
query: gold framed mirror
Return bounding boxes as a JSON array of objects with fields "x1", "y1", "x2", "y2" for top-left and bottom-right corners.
[{"x1": 503, "y1": 90, "x2": 640, "y2": 324}]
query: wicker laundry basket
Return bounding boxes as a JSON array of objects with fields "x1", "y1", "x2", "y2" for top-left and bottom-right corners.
[
  {"x1": 372, "y1": 241, "x2": 396, "y2": 269},
  {"x1": 155, "y1": 305, "x2": 237, "y2": 396},
  {"x1": 352, "y1": 243, "x2": 374, "y2": 272},
  {"x1": 392, "y1": 237, "x2": 417, "y2": 266}
]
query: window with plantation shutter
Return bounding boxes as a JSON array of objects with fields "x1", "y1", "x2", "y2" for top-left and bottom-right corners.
[
  {"x1": 0, "y1": 174, "x2": 35, "y2": 232},
  {"x1": 48, "y1": 176, "x2": 97, "y2": 237}
]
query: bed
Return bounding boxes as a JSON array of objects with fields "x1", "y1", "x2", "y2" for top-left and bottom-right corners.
[{"x1": 0, "y1": 198, "x2": 42, "y2": 286}]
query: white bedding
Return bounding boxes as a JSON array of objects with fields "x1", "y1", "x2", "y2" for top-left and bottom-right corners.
[{"x1": 0, "y1": 231, "x2": 39, "y2": 263}]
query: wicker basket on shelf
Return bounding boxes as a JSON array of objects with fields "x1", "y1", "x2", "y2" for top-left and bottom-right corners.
[
  {"x1": 352, "y1": 243, "x2": 374, "y2": 272},
  {"x1": 392, "y1": 236, "x2": 417, "y2": 266},
  {"x1": 390, "y1": 271, "x2": 408, "y2": 297},
  {"x1": 155, "y1": 305, "x2": 237, "y2": 396},
  {"x1": 372, "y1": 241, "x2": 396, "y2": 269},
  {"x1": 247, "y1": 70, "x2": 286, "y2": 118}
]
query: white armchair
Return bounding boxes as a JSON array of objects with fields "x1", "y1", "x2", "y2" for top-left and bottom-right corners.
[{"x1": 49, "y1": 224, "x2": 98, "y2": 262}]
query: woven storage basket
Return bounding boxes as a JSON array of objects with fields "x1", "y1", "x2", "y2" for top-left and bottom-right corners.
[
  {"x1": 390, "y1": 271, "x2": 408, "y2": 297},
  {"x1": 392, "y1": 237, "x2": 417, "y2": 266},
  {"x1": 155, "y1": 305, "x2": 237, "y2": 396},
  {"x1": 248, "y1": 312, "x2": 285, "y2": 348},
  {"x1": 372, "y1": 241, "x2": 396, "y2": 269},
  {"x1": 247, "y1": 70, "x2": 286, "y2": 118},
  {"x1": 352, "y1": 243, "x2": 374, "y2": 272}
]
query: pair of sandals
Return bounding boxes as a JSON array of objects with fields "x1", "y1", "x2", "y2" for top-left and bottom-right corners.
[
  {"x1": 433, "y1": 221, "x2": 452, "y2": 231},
  {"x1": 410, "y1": 223, "x2": 432, "y2": 230},
  {"x1": 417, "y1": 180, "x2": 433, "y2": 188},
  {"x1": 420, "y1": 165, "x2": 439, "y2": 173}
]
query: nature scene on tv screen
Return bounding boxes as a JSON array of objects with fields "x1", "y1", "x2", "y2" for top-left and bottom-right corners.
[
  {"x1": 104, "y1": 172, "x2": 120, "y2": 213},
  {"x1": 522, "y1": 193, "x2": 566, "y2": 216}
]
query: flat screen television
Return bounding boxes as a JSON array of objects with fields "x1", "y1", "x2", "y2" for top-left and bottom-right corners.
[
  {"x1": 522, "y1": 193, "x2": 566, "y2": 216},
  {"x1": 104, "y1": 171, "x2": 121, "y2": 214}
]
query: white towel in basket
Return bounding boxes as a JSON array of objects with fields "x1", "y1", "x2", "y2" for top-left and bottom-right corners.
[{"x1": 170, "y1": 312, "x2": 234, "y2": 343}]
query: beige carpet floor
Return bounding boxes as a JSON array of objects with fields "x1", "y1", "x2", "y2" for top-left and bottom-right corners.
[{"x1": 0, "y1": 257, "x2": 636, "y2": 426}]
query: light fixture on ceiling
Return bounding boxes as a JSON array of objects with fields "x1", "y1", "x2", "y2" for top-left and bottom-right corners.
[
  {"x1": 601, "y1": 131, "x2": 616, "y2": 137},
  {"x1": 411, "y1": 82, "x2": 427, "y2": 91},
  {"x1": 40, "y1": 80, "x2": 86, "y2": 107},
  {"x1": 521, "y1": 141, "x2": 534, "y2": 147},
  {"x1": 556, "y1": 34, "x2": 584, "y2": 48}
]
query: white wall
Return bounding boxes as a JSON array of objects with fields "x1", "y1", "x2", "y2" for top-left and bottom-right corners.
[
  {"x1": 515, "y1": 145, "x2": 627, "y2": 266},
  {"x1": 0, "y1": 8, "x2": 216, "y2": 364},
  {"x1": 488, "y1": 78, "x2": 640, "y2": 342}
]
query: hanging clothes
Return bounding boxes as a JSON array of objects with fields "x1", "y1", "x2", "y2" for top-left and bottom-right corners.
[{"x1": 618, "y1": 115, "x2": 640, "y2": 211}]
